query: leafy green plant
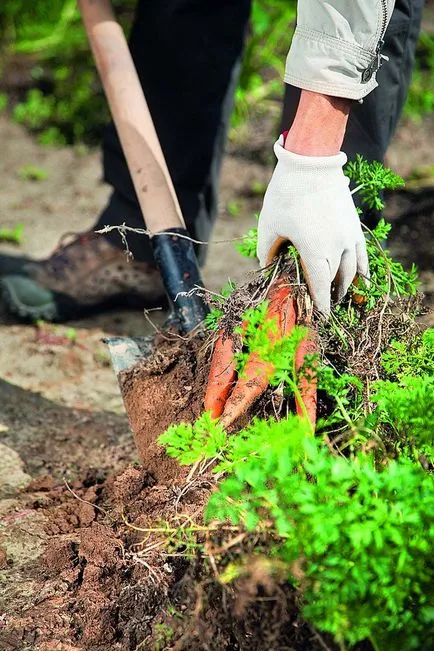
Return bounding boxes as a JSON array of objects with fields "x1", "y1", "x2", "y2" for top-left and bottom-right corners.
[
  {"x1": 232, "y1": 301, "x2": 309, "y2": 405},
  {"x1": 13, "y1": 89, "x2": 55, "y2": 130},
  {"x1": 0, "y1": 224, "x2": 24, "y2": 244},
  {"x1": 64, "y1": 327, "x2": 77, "y2": 343},
  {"x1": 157, "y1": 150, "x2": 433, "y2": 649},
  {"x1": 153, "y1": 622, "x2": 175, "y2": 651},
  {"x1": 345, "y1": 155, "x2": 405, "y2": 211},
  {"x1": 159, "y1": 412, "x2": 227, "y2": 466},
  {"x1": 0, "y1": 1, "x2": 136, "y2": 144},
  {"x1": 368, "y1": 335, "x2": 434, "y2": 462},
  {"x1": 316, "y1": 365, "x2": 363, "y2": 431},
  {"x1": 204, "y1": 307, "x2": 224, "y2": 331},
  {"x1": 236, "y1": 226, "x2": 258, "y2": 258},
  {"x1": 226, "y1": 199, "x2": 242, "y2": 217},
  {"x1": 18, "y1": 164, "x2": 48, "y2": 181},
  {"x1": 371, "y1": 375, "x2": 433, "y2": 443},
  {"x1": 250, "y1": 180, "x2": 267, "y2": 196},
  {"x1": 236, "y1": 218, "x2": 258, "y2": 258},
  {"x1": 381, "y1": 328, "x2": 434, "y2": 380},
  {"x1": 232, "y1": 0, "x2": 296, "y2": 133},
  {"x1": 12, "y1": 71, "x2": 107, "y2": 145},
  {"x1": 208, "y1": 436, "x2": 434, "y2": 650},
  {"x1": 404, "y1": 31, "x2": 434, "y2": 122},
  {"x1": 160, "y1": 409, "x2": 433, "y2": 650}
]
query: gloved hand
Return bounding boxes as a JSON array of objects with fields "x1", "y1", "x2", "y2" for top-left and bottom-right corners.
[{"x1": 257, "y1": 136, "x2": 369, "y2": 315}]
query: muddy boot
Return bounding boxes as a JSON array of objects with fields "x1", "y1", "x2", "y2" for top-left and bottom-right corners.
[{"x1": 0, "y1": 232, "x2": 166, "y2": 321}]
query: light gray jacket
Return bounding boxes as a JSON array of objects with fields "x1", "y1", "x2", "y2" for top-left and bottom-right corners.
[{"x1": 285, "y1": 1, "x2": 395, "y2": 100}]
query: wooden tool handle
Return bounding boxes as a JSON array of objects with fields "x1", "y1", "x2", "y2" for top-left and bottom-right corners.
[{"x1": 78, "y1": 0, "x2": 185, "y2": 232}]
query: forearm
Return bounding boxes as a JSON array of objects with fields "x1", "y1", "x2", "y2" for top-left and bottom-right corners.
[{"x1": 284, "y1": 90, "x2": 351, "y2": 157}]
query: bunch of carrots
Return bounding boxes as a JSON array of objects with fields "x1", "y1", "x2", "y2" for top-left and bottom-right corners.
[{"x1": 205, "y1": 276, "x2": 317, "y2": 430}]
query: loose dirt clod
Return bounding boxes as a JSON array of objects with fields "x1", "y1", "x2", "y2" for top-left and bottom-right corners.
[{"x1": 119, "y1": 335, "x2": 209, "y2": 482}]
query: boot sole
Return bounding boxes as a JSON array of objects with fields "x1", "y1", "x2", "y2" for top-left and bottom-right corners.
[{"x1": 1, "y1": 278, "x2": 60, "y2": 321}]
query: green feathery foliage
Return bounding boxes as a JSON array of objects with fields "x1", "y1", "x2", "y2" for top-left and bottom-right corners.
[
  {"x1": 345, "y1": 155, "x2": 405, "y2": 211},
  {"x1": 208, "y1": 436, "x2": 434, "y2": 650}
]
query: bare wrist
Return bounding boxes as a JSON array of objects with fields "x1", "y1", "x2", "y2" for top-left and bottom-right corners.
[{"x1": 284, "y1": 90, "x2": 351, "y2": 157}]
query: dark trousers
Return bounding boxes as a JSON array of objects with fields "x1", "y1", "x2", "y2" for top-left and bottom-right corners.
[{"x1": 95, "y1": 0, "x2": 425, "y2": 262}]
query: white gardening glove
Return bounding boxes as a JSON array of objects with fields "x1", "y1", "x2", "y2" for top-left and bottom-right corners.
[{"x1": 257, "y1": 136, "x2": 369, "y2": 316}]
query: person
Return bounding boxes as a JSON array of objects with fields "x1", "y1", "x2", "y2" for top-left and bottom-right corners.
[{"x1": 0, "y1": 0, "x2": 424, "y2": 320}]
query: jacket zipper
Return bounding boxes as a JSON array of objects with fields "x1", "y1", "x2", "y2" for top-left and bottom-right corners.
[{"x1": 361, "y1": 0, "x2": 389, "y2": 83}]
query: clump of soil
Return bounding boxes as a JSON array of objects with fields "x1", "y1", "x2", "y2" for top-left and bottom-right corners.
[{"x1": 119, "y1": 333, "x2": 210, "y2": 482}]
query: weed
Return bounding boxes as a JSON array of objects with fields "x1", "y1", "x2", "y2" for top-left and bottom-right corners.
[
  {"x1": 153, "y1": 622, "x2": 175, "y2": 650},
  {"x1": 0, "y1": 224, "x2": 24, "y2": 245},
  {"x1": 18, "y1": 164, "x2": 48, "y2": 181},
  {"x1": 64, "y1": 327, "x2": 77, "y2": 343},
  {"x1": 236, "y1": 216, "x2": 258, "y2": 259},
  {"x1": 93, "y1": 348, "x2": 112, "y2": 367},
  {"x1": 250, "y1": 180, "x2": 267, "y2": 196},
  {"x1": 226, "y1": 199, "x2": 242, "y2": 217}
]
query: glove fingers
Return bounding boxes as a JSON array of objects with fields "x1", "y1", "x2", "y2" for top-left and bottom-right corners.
[
  {"x1": 257, "y1": 227, "x2": 277, "y2": 268},
  {"x1": 335, "y1": 250, "x2": 357, "y2": 303},
  {"x1": 300, "y1": 257, "x2": 332, "y2": 316}
]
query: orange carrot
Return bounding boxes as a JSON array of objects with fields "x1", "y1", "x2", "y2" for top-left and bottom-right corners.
[
  {"x1": 352, "y1": 274, "x2": 368, "y2": 305},
  {"x1": 294, "y1": 328, "x2": 317, "y2": 429},
  {"x1": 206, "y1": 276, "x2": 318, "y2": 430},
  {"x1": 271, "y1": 278, "x2": 317, "y2": 428},
  {"x1": 219, "y1": 351, "x2": 275, "y2": 429},
  {"x1": 267, "y1": 278, "x2": 294, "y2": 334},
  {"x1": 219, "y1": 282, "x2": 297, "y2": 429},
  {"x1": 204, "y1": 331, "x2": 237, "y2": 419}
]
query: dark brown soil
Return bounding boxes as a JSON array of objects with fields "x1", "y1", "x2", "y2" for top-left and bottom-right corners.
[{"x1": 0, "y1": 463, "x2": 337, "y2": 651}]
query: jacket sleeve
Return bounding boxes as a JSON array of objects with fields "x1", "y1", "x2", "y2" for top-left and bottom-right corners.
[{"x1": 285, "y1": 1, "x2": 395, "y2": 100}]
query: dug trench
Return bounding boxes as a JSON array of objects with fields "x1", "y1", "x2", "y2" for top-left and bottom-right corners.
[{"x1": 0, "y1": 322, "x2": 337, "y2": 651}]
